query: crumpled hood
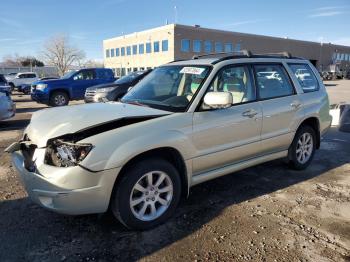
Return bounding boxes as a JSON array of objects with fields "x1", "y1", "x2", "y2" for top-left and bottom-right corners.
[{"x1": 26, "y1": 102, "x2": 170, "y2": 147}]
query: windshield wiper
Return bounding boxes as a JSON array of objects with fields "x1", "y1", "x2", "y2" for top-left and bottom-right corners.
[{"x1": 123, "y1": 100, "x2": 149, "y2": 107}]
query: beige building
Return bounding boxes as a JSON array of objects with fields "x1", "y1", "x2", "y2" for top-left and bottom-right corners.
[{"x1": 103, "y1": 24, "x2": 350, "y2": 77}]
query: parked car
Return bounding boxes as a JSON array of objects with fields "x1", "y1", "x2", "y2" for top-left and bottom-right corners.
[
  {"x1": 0, "y1": 74, "x2": 12, "y2": 94},
  {"x1": 7, "y1": 72, "x2": 39, "y2": 91},
  {"x1": 6, "y1": 53, "x2": 331, "y2": 230},
  {"x1": 4, "y1": 72, "x2": 17, "y2": 81},
  {"x1": 85, "y1": 70, "x2": 152, "y2": 103},
  {"x1": 17, "y1": 84, "x2": 31, "y2": 94},
  {"x1": 0, "y1": 90, "x2": 15, "y2": 121},
  {"x1": 31, "y1": 68, "x2": 115, "y2": 106}
]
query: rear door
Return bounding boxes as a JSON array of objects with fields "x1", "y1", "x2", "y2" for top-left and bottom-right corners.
[
  {"x1": 24, "y1": 73, "x2": 38, "y2": 85},
  {"x1": 252, "y1": 63, "x2": 303, "y2": 154},
  {"x1": 192, "y1": 64, "x2": 263, "y2": 175},
  {"x1": 71, "y1": 69, "x2": 97, "y2": 99}
]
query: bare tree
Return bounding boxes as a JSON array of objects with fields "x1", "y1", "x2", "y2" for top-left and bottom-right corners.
[{"x1": 41, "y1": 34, "x2": 85, "y2": 76}]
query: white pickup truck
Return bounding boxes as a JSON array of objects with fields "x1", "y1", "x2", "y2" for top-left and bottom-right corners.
[{"x1": 7, "y1": 72, "x2": 39, "y2": 90}]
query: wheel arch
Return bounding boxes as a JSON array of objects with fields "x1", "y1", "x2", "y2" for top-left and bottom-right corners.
[
  {"x1": 109, "y1": 147, "x2": 189, "y2": 208},
  {"x1": 49, "y1": 88, "x2": 71, "y2": 99},
  {"x1": 297, "y1": 117, "x2": 321, "y2": 149}
]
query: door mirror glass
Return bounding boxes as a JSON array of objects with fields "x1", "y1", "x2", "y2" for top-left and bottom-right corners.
[{"x1": 203, "y1": 92, "x2": 232, "y2": 109}]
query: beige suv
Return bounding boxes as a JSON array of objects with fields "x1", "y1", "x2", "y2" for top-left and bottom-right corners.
[{"x1": 7, "y1": 51, "x2": 331, "y2": 230}]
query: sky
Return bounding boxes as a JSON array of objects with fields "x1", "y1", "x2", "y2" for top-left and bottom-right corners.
[{"x1": 0, "y1": 0, "x2": 349, "y2": 61}]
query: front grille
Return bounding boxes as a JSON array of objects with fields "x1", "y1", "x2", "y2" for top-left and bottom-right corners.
[{"x1": 85, "y1": 88, "x2": 96, "y2": 102}]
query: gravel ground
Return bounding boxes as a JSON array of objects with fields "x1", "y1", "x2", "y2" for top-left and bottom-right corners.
[{"x1": 0, "y1": 82, "x2": 350, "y2": 262}]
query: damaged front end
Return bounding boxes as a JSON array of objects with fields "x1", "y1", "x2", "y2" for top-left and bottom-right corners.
[{"x1": 45, "y1": 138, "x2": 93, "y2": 167}]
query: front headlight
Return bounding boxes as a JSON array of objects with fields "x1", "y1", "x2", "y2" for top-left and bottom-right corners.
[
  {"x1": 36, "y1": 83, "x2": 47, "y2": 91},
  {"x1": 97, "y1": 86, "x2": 117, "y2": 93},
  {"x1": 45, "y1": 139, "x2": 93, "y2": 167}
]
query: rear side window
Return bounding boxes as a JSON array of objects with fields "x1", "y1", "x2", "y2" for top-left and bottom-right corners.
[
  {"x1": 28, "y1": 74, "x2": 36, "y2": 78},
  {"x1": 97, "y1": 70, "x2": 113, "y2": 79},
  {"x1": 288, "y1": 64, "x2": 319, "y2": 93},
  {"x1": 254, "y1": 64, "x2": 294, "y2": 100}
]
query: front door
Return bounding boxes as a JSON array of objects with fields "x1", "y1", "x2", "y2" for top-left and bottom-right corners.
[{"x1": 192, "y1": 65, "x2": 262, "y2": 175}]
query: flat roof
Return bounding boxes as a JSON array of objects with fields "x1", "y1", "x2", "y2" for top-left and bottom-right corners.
[{"x1": 104, "y1": 23, "x2": 350, "y2": 49}]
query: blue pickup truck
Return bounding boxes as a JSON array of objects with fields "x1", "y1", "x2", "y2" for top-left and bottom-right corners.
[{"x1": 31, "y1": 68, "x2": 115, "y2": 106}]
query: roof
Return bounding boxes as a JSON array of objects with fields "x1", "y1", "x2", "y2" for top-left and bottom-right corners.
[{"x1": 168, "y1": 51, "x2": 306, "y2": 66}]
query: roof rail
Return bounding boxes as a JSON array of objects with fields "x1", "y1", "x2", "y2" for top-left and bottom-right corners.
[
  {"x1": 192, "y1": 50, "x2": 252, "y2": 60},
  {"x1": 254, "y1": 51, "x2": 292, "y2": 58}
]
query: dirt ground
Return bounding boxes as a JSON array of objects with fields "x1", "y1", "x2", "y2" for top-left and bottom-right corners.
[{"x1": 0, "y1": 81, "x2": 350, "y2": 262}]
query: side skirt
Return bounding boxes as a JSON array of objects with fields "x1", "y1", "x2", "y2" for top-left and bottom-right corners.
[{"x1": 191, "y1": 150, "x2": 288, "y2": 186}]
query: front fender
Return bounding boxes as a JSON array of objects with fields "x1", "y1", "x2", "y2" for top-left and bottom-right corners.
[{"x1": 106, "y1": 129, "x2": 194, "y2": 170}]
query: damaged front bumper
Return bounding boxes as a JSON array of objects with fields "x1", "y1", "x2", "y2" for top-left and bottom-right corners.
[{"x1": 7, "y1": 142, "x2": 120, "y2": 215}]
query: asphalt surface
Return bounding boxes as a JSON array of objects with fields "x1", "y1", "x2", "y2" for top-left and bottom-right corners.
[{"x1": 0, "y1": 82, "x2": 350, "y2": 261}]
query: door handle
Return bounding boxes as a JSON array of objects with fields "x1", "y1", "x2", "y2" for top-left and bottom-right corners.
[
  {"x1": 291, "y1": 101, "x2": 302, "y2": 109},
  {"x1": 242, "y1": 109, "x2": 258, "y2": 118}
]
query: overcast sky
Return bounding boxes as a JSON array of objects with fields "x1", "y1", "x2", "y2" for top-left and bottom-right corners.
[{"x1": 0, "y1": 0, "x2": 349, "y2": 61}]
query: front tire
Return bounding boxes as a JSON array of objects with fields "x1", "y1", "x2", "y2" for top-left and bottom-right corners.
[
  {"x1": 288, "y1": 125, "x2": 316, "y2": 170},
  {"x1": 111, "y1": 158, "x2": 181, "y2": 230},
  {"x1": 49, "y1": 91, "x2": 69, "y2": 107}
]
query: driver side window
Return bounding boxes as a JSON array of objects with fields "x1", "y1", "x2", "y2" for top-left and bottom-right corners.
[{"x1": 207, "y1": 65, "x2": 256, "y2": 105}]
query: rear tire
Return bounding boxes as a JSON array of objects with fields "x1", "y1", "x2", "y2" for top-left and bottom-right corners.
[
  {"x1": 288, "y1": 125, "x2": 316, "y2": 170},
  {"x1": 111, "y1": 158, "x2": 181, "y2": 230},
  {"x1": 49, "y1": 91, "x2": 69, "y2": 107}
]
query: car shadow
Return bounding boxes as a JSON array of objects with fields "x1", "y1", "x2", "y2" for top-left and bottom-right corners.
[
  {"x1": 0, "y1": 119, "x2": 30, "y2": 131},
  {"x1": 324, "y1": 84, "x2": 338, "y2": 87},
  {"x1": 15, "y1": 107, "x2": 47, "y2": 113},
  {"x1": 0, "y1": 128, "x2": 349, "y2": 261}
]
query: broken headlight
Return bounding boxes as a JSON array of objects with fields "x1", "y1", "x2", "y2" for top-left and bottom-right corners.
[{"x1": 45, "y1": 139, "x2": 93, "y2": 167}]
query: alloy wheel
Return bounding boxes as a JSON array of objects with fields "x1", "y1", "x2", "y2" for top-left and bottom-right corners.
[
  {"x1": 129, "y1": 171, "x2": 173, "y2": 221},
  {"x1": 296, "y1": 132, "x2": 313, "y2": 164}
]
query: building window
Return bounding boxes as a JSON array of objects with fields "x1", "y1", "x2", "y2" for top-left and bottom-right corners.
[
  {"x1": 193, "y1": 40, "x2": 202, "y2": 53},
  {"x1": 224, "y1": 43, "x2": 233, "y2": 53},
  {"x1": 121, "y1": 68, "x2": 126, "y2": 76},
  {"x1": 121, "y1": 47, "x2": 125, "y2": 56},
  {"x1": 132, "y1": 45, "x2": 137, "y2": 55},
  {"x1": 181, "y1": 39, "x2": 190, "y2": 52},
  {"x1": 127, "y1": 46, "x2": 131, "y2": 56},
  {"x1": 139, "y1": 43, "x2": 144, "y2": 54},
  {"x1": 154, "y1": 41, "x2": 160, "y2": 52},
  {"x1": 116, "y1": 68, "x2": 121, "y2": 76},
  {"x1": 106, "y1": 49, "x2": 110, "y2": 58},
  {"x1": 204, "y1": 41, "x2": 212, "y2": 53},
  {"x1": 110, "y1": 48, "x2": 115, "y2": 57},
  {"x1": 215, "y1": 42, "x2": 223, "y2": 53},
  {"x1": 162, "y1": 40, "x2": 168, "y2": 51},
  {"x1": 116, "y1": 48, "x2": 120, "y2": 57},
  {"x1": 235, "y1": 43, "x2": 241, "y2": 51},
  {"x1": 146, "y1": 42, "x2": 152, "y2": 53},
  {"x1": 133, "y1": 67, "x2": 138, "y2": 72}
]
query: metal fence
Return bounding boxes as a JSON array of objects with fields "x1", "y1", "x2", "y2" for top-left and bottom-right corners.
[{"x1": 0, "y1": 66, "x2": 59, "y2": 77}]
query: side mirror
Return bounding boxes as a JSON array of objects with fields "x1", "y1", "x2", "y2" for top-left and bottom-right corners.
[{"x1": 203, "y1": 92, "x2": 232, "y2": 109}]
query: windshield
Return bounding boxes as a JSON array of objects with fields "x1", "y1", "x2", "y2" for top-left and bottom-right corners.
[
  {"x1": 115, "y1": 71, "x2": 144, "y2": 84},
  {"x1": 61, "y1": 71, "x2": 77, "y2": 79},
  {"x1": 121, "y1": 65, "x2": 210, "y2": 112}
]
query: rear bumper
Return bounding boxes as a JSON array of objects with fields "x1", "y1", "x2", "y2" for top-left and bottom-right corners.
[{"x1": 12, "y1": 150, "x2": 120, "y2": 215}]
